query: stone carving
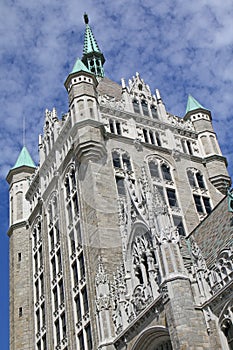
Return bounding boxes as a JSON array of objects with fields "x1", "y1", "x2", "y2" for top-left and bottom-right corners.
[
  {"x1": 167, "y1": 113, "x2": 195, "y2": 131},
  {"x1": 131, "y1": 285, "x2": 151, "y2": 314},
  {"x1": 99, "y1": 94, "x2": 125, "y2": 110},
  {"x1": 95, "y1": 257, "x2": 112, "y2": 312}
]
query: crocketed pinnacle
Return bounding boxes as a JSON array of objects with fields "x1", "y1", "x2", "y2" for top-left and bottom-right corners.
[
  {"x1": 83, "y1": 13, "x2": 101, "y2": 55},
  {"x1": 82, "y1": 13, "x2": 105, "y2": 77}
]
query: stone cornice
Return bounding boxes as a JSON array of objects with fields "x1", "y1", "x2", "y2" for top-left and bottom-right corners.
[
  {"x1": 100, "y1": 106, "x2": 197, "y2": 138},
  {"x1": 7, "y1": 220, "x2": 28, "y2": 237}
]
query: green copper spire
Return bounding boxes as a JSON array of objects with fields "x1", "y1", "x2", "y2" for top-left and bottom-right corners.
[
  {"x1": 70, "y1": 58, "x2": 92, "y2": 74},
  {"x1": 12, "y1": 146, "x2": 36, "y2": 170},
  {"x1": 186, "y1": 94, "x2": 206, "y2": 114},
  {"x1": 82, "y1": 13, "x2": 105, "y2": 77},
  {"x1": 83, "y1": 13, "x2": 101, "y2": 55}
]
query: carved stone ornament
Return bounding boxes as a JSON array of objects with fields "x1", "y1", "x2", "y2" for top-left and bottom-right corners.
[{"x1": 98, "y1": 94, "x2": 125, "y2": 110}]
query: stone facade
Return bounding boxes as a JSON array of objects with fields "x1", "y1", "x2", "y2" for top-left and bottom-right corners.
[{"x1": 7, "y1": 15, "x2": 233, "y2": 350}]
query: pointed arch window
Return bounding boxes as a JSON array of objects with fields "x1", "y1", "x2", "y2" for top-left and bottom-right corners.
[
  {"x1": 141, "y1": 99, "x2": 150, "y2": 117},
  {"x1": 161, "y1": 164, "x2": 172, "y2": 181},
  {"x1": 187, "y1": 168, "x2": 211, "y2": 217},
  {"x1": 196, "y1": 172, "x2": 205, "y2": 189},
  {"x1": 151, "y1": 105, "x2": 158, "y2": 119},
  {"x1": 112, "y1": 150, "x2": 133, "y2": 196},
  {"x1": 112, "y1": 151, "x2": 121, "y2": 168},
  {"x1": 122, "y1": 153, "x2": 132, "y2": 171},
  {"x1": 130, "y1": 231, "x2": 159, "y2": 304},
  {"x1": 64, "y1": 165, "x2": 80, "y2": 228},
  {"x1": 133, "y1": 99, "x2": 140, "y2": 114},
  {"x1": 149, "y1": 161, "x2": 160, "y2": 179},
  {"x1": 148, "y1": 157, "x2": 185, "y2": 233}
]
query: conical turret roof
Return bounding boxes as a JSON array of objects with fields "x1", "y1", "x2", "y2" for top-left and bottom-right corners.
[
  {"x1": 12, "y1": 146, "x2": 35, "y2": 170},
  {"x1": 70, "y1": 58, "x2": 92, "y2": 74},
  {"x1": 186, "y1": 94, "x2": 206, "y2": 114}
]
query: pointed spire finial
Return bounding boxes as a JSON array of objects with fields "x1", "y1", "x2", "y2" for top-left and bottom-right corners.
[
  {"x1": 82, "y1": 14, "x2": 105, "y2": 77},
  {"x1": 84, "y1": 13, "x2": 89, "y2": 24}
]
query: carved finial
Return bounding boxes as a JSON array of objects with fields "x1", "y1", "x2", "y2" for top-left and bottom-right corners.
[
  {"x1": 84, "y1": 12, "x2": 89, "y2": 24},
  {"x1": 121, "y1": 78, "x2": 126, "y2": 89},
  {"x1": 155, "y1": 89, "x2": 161, "y2": 101}
]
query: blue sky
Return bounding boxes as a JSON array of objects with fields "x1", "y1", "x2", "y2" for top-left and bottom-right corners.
[{"x1": 1, "y1": 1, "x2": 233, "y2": 348}]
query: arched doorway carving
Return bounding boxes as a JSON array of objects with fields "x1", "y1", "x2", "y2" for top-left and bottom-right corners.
[{"x1": 132, "y1": 326, "x2": 172, "y2": 350}]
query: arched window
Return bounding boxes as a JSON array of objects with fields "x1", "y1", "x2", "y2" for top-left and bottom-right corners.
[
  {"x1": 222, "y1": 320, "x2": 233, "y2": 350},
  {"x1": 64, "y1": 165, "x2": 80, "y2": 227},
  {"x1": 148, "y1": 157, "x2": 185, "y2": 235},
  {"x1": 112, "y1": 151, "x2": 121, "y2": 168},
  {"x1": 161, "y1": 164, "x2": 172, "y2": 181},
  {"x1": 196, "y1": 172, "x2": 205, "y2": 189},
  {"x1": 141, "y1": 99, "x2": 149, "y2": 116},
  {"x1": 112, "y1": 150, "x2": 132, "y2": 172},
  {"x1": 112, "y1": 150, "x2": 133, "y2": 195},
  {"x1": 187, "y1": 168, "x2": 211, "y2": 217},
  {"x1": 133, "y1": 99, "x2": 140, "y2": 114},
  {"x1": 122, "y1": 153, "x2": 132, "y2": 171},
  {"x1": 151, "y1": 105, "x2": 158, "y2": 119},
  {"x1": 149, "y1": 161, "x2": 159, "y2": 178}
]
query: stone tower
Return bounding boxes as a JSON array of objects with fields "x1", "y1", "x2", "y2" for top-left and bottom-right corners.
[
  {"x1": 7, "y1": 146, "x2": 36, "y2": 350},
  {"x1": 7, "y1": 14, "x2": 233, "y2": 350}
]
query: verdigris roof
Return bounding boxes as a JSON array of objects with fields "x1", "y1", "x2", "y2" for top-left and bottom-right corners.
[
  {"x1": 70, "y1": 58, "x2": 92, "y2": 74},
  {"x1": 186, "y1": 94, "x2": 206, "y2": 114},
  {"x1": 83, "y1": 13, "x2": 101, "y2": 55},
  {"x1": 12, "y1": 146, "x2": 35, "y2": 170}
]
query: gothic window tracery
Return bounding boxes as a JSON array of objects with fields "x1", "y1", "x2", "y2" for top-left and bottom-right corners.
[
  {"x1": 63, "y1": 165, "x2": 91, "y2": 347},
  {"x1": 141, "y1": 99, "x2": 150, "y2": 117},
  {"x1": 148, "y1": 157, "x2": 185, "y2": 235},
  {"x1": 64, "y1": 165, "x2": 79, "y2": 226},
  {"x1": 32, "y1": 216, "x2": 47, "y2": 346},
  {"x1": 181, "y1": 138, "x2": 194, "y2": 155},
  {"x1": 187, "y1": 168, "x2": 211, "y2": 217},
  {"x1": 219, "y1": 302, "x2": 233, "y2": 350},
  {"x1": 142, "y1": 128, "x2": 162, "y2": 147},
  {"x1": 112, "y1": 150, "x2": 133, "y2": 196},
  {"x1": 129, "y1": 228, "x2": 159, "y2": 309},
  {"x1": 109, "y1": 119, "x2": 122, "y2": 135}
]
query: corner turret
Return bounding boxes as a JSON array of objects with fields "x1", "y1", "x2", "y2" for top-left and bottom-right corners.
[
  {"x1": 6, "y1": 146, "x2": 36, "y2": 225},
  {"x1": 184, "y1": 95, "x2": 231, "y2": 193}
]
